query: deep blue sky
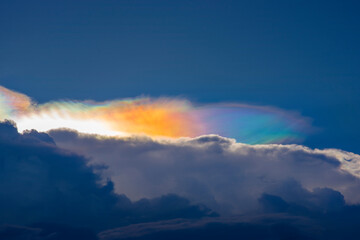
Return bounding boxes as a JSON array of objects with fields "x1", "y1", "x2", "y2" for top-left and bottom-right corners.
[{"x1": 1, "y1": 0, "x2": 359, "y2": 152}]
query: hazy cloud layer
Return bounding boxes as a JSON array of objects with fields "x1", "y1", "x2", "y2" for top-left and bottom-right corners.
[{"x1": 50, "y1": 130, "x2": 360, "y2": 214}]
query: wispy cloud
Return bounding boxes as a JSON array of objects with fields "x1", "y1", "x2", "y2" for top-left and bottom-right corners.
[{"x1": 0, "y1": 86, "x2": 311, "y2": 144}]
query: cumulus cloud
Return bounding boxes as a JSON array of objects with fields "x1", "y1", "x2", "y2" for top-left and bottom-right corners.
[
  {"x1": 0, "y1": 121, "x2": 215, "y2": 232},
  {"x1": 49, "y1": 130, "x2": 360, "y2": 215},
  {"x1": 3, "y1": 121, "x2": 360, "y2": 239}
]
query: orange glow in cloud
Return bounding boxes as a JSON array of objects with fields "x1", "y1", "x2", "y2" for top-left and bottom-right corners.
[
  {"x1": 97, "y1": 100, "x2": 199, "y2": 137},
  {"x1": 0, "y1": 85, "x2": 308, "y2": 143},
  {"x1": 0, "y1": 86, "x2": 201, "y2": 138}
]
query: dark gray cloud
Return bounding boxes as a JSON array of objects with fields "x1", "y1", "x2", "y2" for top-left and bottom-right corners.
[
  {"x1": 0, "y1": 121, "x2": 215, "y2": 233},
  {"x1": 98, "y1": 182, "x2": 360, "y2": 240},
  {"x1": 98, "y1": 215, "x2": 315, "y2": 240},
  {"x1": 0, "y1": 224, "x2": 98, "y2": 240},
  {"x1": 3, "y1": 122, "x2": 360, "y2": 239}
]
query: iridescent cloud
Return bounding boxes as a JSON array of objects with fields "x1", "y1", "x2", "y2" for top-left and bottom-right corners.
[{"x1": 0, "y1": 86, "x2": 310, "y2": 144}]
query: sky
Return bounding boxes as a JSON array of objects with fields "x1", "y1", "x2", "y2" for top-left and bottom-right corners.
[
  {"x1": 1, "y1": 1, "x2": 360, "y2": 239},
  {"x1": 1, "y1": 0, "x2": 360, "y2": 152}
]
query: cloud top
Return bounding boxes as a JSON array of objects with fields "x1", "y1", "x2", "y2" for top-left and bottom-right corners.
[{"x1": 49, "y1": 130, "x2": 360, "y2": 215}]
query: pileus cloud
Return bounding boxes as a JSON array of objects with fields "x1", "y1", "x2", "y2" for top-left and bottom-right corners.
[{"x1": 0, "y1": 85, "x2": 310, "y2": 144}]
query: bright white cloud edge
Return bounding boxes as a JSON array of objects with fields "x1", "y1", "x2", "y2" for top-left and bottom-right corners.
[{"x1": 47, "y1": 130, "x2": 360, "y2": 215}]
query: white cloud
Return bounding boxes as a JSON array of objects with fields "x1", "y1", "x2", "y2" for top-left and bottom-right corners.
[{"x1": 49, "y1": 131, "x2": 360, "y2": 215}]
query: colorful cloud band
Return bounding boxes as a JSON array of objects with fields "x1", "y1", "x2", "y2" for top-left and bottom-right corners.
[{"x1": 0, "y1": 86, "x2": 310, "y2": 144}]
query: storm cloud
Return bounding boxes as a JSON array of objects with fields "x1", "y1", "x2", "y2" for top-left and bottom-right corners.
[
  {"x1": 49, "y1": 129, "x2": 360, "y2": 215},
  {"x1": 3, "y1": 121, "x2": 360, "y2": 239},
  {"x1": 0, "y1": 121, "x2": 215, "y2": 231}
]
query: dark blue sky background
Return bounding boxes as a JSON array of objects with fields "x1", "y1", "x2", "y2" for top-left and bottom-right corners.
[{"x1": 1, "y1": 0, "x2": 359, "y2": 152}]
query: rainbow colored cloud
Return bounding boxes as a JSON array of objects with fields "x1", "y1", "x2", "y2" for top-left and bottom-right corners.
[{"x1": 0, "y1": 86, "x2": 310, "y2": 144}]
